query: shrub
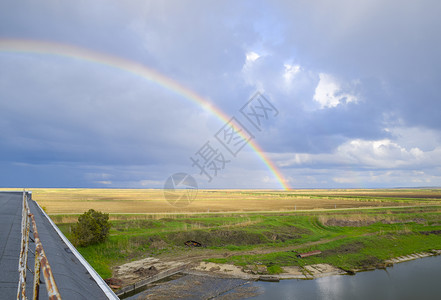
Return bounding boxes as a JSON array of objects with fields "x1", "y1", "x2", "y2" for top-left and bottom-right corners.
[{"x1": 72, "y1": 209, "x2": 111, "y2": 247}]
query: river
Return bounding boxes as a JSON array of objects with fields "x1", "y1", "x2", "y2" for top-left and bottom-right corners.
[
  {"x1": 126, "y1": 255, "x2": 441, "y2": 299},
  {"x1": 252, "y1": 255, "x2": 441, "y2": 300}
]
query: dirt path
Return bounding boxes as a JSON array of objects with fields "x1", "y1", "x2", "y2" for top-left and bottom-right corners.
[
  {"x1": 156, "y1": 235, "x2": 353, "y2": 264},
  {"x1": 53, "y1": 204, "x2": 441, "y2": 216}
]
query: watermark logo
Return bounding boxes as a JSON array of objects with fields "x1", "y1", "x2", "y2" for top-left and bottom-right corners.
[
  {"x1": 214, "y1": 117, "x2": 254, "y2": 157},
  {"x1": 163, "y1": 173, "x2": 198, "y2": 207},
  {"x1": 240, "y1": 92, "x2": 279, "y2": 131},
  {"x1": 164, "y1": 92, "x2": 279, "y2": 207}
]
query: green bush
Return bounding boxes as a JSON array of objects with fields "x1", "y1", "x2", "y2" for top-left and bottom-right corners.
[{"x1": 72, "y1": 209, "x2": 111, "y2": 247}]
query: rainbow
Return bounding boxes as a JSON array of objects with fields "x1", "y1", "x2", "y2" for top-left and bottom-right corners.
[{"x1": 0, "y1": 39, "x2": 290, "y2": 190}]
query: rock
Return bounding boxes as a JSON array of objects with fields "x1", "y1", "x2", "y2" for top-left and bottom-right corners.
[
  {"x1": 259, "y1": 275, "x2": 279, "y2": 282},
  {"x1": 242, "y1": 265, "x2": 255, "y2": 274},
  {"x1": 104, "y1": 277, "x2": 123, "y2": 288},
  {"x1": 109, "y1": 284, "x2": 121, "y2": 289},
  {"x1": 134, "y1": 265, "x2": 158, "y2": 276},
  {"x1": 256, "y1": 265, "x2": 268, "y2": 274}
]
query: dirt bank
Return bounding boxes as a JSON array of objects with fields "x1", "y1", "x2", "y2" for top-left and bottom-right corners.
[
  {"x1": 113, "y1": 248, "x2": 441, "y2": 296},
  {"x1": 191, "y1": 261, "x2": 345, "y2": 280}
]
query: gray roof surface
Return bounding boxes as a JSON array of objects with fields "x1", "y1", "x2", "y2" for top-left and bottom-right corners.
[
  {"x1": 0, "y1": 192, "x2": 118, "y2": 299},
  {"x1": 0, "y1": 192, "x2": 25, "y2": 298}
]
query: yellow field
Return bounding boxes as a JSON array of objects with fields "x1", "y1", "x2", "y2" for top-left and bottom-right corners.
[{"x1": 3, "y1": 188, "x2": 440, "y2": 216}]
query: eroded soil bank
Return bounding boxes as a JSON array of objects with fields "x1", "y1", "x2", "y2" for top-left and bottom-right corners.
[{"x1": 115, "y1": 249, "x2": 441, "y2": 299}]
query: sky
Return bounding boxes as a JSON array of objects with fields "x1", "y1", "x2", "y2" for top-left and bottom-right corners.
[{"x1": 1, "y1": 0, "x2": 441, "y2": 189}]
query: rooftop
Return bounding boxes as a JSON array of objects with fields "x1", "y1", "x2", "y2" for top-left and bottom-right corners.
[{"x1": 0, "y1": 191, "x2": 118, "y2": 299}]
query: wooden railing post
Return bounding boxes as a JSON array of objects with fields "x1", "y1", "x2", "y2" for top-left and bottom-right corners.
[
  {"x1": 17, "y1": 192, "x2": 30, "y2": 300},
  {"x1": 29, "y1": 213, "x2": 62, "y2": 299},
  {"x1": 17, "y1": 191, "x2": 62, "y2": 300},
  {"x1": 33, "y1": 249, "x2": 40, "y2": 300}
]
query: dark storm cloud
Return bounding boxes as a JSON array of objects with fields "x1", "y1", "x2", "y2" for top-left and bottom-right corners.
[
  {"x1": 0, "y1": 54, "x2": 212, "y2": 167},
  {"x1": 1, "y1": 0, "x2": 441, "y2": 188}
]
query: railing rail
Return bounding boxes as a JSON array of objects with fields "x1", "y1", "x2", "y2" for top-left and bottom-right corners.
[
  {"x1": 17, "y1": 192, "x2": 30, "y2": 299},
  {"x1": 17, "y1": 191, "x2": 62, "y2": 300}
]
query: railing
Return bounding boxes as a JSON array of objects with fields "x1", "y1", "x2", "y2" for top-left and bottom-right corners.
[{"x1": 17, "y1": 191, "x2": 62, "y2": 300}]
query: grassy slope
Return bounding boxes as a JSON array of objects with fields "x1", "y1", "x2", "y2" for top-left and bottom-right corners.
[{"x1": 57, "y1": 206, "x2": 441, "y2": 278}]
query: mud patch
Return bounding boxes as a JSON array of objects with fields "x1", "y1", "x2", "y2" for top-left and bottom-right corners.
[
  {"x1": 320, "y1": 241, "x2": 364, "y2": 257},
  {"x1": 324, "y1": 219, "x2": 376, "y2": 227},
  {"x1": 134, "y1": 266, "x2": 158, "y2": 277},
  {"x1": 420, "y1": 230, "x2": 441, "y2": 235},
  {"x1": 132, "y1": 274, "x2": 258, "y2": 300},
  {"x1": 166, "y1": 230, "x2": 267, "y2": 246},
  {"x1": 324, "y1": 218, "x2": 426, "y2": 227},
  {"x1": 356, "y1": 256, "x2": 383, "y2": 269},
  {"x1": 215, "y1": 285, "x2": 263, "y2": 300},
  {"x1": 166, "y1": 226, "x2": 307, "y2": 247}
]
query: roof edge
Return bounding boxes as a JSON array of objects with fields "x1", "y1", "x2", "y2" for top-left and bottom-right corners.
[{"x1": 33, "y1": 198, "x2": 119, "y2": 299}]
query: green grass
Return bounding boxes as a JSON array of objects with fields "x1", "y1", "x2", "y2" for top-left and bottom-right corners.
[
  {"x1": 56, "y1": 206, "x2": 441, "y2": 278},
  {"x1": 267, "y1": 265, "x2": 284, "y2": 274}
]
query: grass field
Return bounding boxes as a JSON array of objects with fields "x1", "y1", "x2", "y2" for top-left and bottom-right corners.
[
  {"x1": 16, "y1": 188, "x2": 441, "y2": 216},
  {"x1": 55, "y1": 205, "x2": 441, "y2": 279},
  {"x1": 5, "y1": 188, "x2": 441, "y2": 279}
]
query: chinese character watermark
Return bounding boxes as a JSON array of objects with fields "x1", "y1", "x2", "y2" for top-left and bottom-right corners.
[
  {"x1": 164, "y1": 92, "x2": 279, "y2": 207},
  {"x1": 214, "y1": 117, "x2": 254, "y2": 157},
  {"x1": 240, "y1": 92, "x2": 278, "y2": 131},
  {"x1": 190, "y1": 141, "x2": 231, "y2": 182}
]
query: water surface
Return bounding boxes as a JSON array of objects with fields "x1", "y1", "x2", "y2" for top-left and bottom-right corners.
[{"x1": 252, "y1": 255, "x2": 441, "y2": 300}]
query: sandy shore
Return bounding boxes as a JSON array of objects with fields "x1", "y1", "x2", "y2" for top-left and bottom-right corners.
[
  {"x1": 193, "y1": 250, "x2": 441, "y2": 281},
  {"x1": 113, "y1": 257, "x2": 187, "y2": 286},
  {"x1": 190, "y1": 261, "x2": 345, "y2": 280},
  {"x1": 385, "y1": 250, "x2": 441, "y2": 264},
  {"x1": 113, "y1": 249, "x2": 441, "y2": 294}
]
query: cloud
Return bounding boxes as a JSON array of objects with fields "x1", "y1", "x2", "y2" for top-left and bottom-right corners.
[
  {"x1": 96, "y1": 181, "x2": 112, "y2": 185},
  {"x1": 336, "y1": 139, "x2": 426, "y2": 168},
  {"x1": 283, "y1": 63, "x2": 301, "y2": 83},
  {"x1": 246, "y1": 51, "x2": 260, "y2": 63},
  {"x1": 313, "y1": 73, "x2": 358, "y2": 108},
  {"x1": 276, "y1": 135, "x2": 436, "y2": 170},
  {"x1": 1, "y1": 0, "x2": 441, "y2": 188}
]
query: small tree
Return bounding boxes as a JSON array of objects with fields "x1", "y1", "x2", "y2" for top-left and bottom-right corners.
[{"x1": 72, "y1": 209, "x2": 111, "y2": 247}]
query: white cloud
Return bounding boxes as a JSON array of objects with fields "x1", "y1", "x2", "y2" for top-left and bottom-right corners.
[
  {"x1": 275, "y1": 127, "x2": 441, "y2": 171},
  {"x1": 336, "y1": 139, "x2": 426, "y2": 168},
  {"x1": 313, "y1": 73, "x2": 358, "y2": 108},
  {"x1": 246, "y1": 51, "x2": 260, "y2": 63},
  {"x1": 241, "y1": 51, "x2": 265, "y2": 90},
  {"x1": 331, "y1": 169, "x2": 438, "y2": 187},
  {"x1": 283, "y1": 63, "x2": 301, "y2": 82},
  {"x1": 96, "y1": 180, "x2": 112, "y2": 185},
  {"x1": 2, "y1": 1, "x2": 441, "y2": 189}
]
